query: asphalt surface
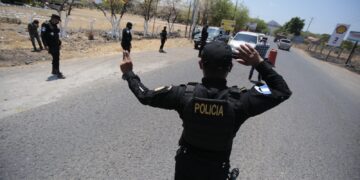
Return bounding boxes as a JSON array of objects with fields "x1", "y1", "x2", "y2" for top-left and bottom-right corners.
[{"x1": 1, "y1": 45, "x2": 359, "y2": 179}]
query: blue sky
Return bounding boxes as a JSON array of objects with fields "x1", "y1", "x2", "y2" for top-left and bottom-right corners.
[{"x1": 235, "y1": 0, "x2": 360, "y2": 34}]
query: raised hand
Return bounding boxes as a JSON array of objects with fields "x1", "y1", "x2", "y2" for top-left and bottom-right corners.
[
  {"x1": 120, "y1": 50, "x2": 133, "y2": 73},
  {"x1": 233, "y1": 44, "x2": 263, "y2": 66}
]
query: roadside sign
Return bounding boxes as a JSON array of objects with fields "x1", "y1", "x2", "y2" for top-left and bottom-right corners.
[
  {"x1": 221, "y1": 19, "x2": 236, "y2": 32},
  {"x1": 327, "y1": 24, "x2": 350, "y2": 47},
  {"x1": 347, "y1": 31, "x2": 360, "y2": 42}
]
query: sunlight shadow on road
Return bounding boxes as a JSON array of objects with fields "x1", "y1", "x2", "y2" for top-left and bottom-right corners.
[{"x1": 46, "y1": 75, "x2": 59, "y2": 81}]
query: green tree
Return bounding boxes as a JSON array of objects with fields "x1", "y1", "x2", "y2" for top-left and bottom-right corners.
[
  {"x1": 341, "y1": 40, "x2": 354, "y2": 50},
  {"x1": 319, "y1": 33, "x2": 330, "y2": 45},
  {"x1": 283, "y1": 17, "x2": 305, "y2": 36},
  {"x1": 232, "y1": 3, "x2": 249, "y2": 31},
  {"x1": 208, "y1": 0, "x2": 233, "y2": 26},
  {"x1": 248, "y1": 18, "x2": 268, "y2": 33}
]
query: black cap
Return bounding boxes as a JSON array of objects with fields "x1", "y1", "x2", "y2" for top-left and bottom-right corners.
[
  {"x1": 51, "y1": 14, "x2": 61, "y2": 21},
  {"x1": 201, "y1": 41, "x2": 232, "y2": 68},
  {"x1": 126, "y1": 22, "x2": 132, "y2": 27}
]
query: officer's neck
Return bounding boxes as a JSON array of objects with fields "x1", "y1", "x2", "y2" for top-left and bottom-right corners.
[{"x1": 202, "y1": 77, "x2": 227, "y2": 89}]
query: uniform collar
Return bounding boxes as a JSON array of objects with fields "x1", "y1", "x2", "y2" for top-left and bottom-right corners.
[{"x1": 202, "y1": 77, "x2": 227, "y2": 89}]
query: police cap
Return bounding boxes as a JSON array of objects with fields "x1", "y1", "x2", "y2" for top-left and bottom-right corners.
[
  {"x1": 201, "y1": 41, "x2": 232, "y2": 68},
  {"x1": 51, "y1": 14, "x2": 61, "y2": 21}
]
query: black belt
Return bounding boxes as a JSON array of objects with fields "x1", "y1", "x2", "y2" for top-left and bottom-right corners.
[{"x1": 177, "y1": 145, "x2": 230, "y2": 165}]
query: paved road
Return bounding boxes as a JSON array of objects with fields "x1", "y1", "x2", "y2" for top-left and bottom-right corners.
[{"x1": 1, "y1": 45, "x2": 359, "y2": 179}]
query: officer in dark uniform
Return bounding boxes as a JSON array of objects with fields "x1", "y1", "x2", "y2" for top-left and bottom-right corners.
[
  {"x1": 121, "y1": 22, "x2": 133, "y2": 53},
  {"x1": 28, "y1": 19, "x2": 43, "y2": 52},
  {"x1": 120, "y1": 41, "x2": 292, "y2": 180},
  {"x1": 198, "y1": 25, "x2": 208, "y2": 57},
  {"x1": 159, "y1": 26, "x2": 167, "y2": 53},
  {"x1": 41, "y1": 14, "x2": 64, "y2": 79}
]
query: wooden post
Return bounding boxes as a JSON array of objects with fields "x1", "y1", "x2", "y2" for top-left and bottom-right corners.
[
  {"x1": 325, "y1": 47, "x2": 333, "y2": 61},
  {"x1": 320, "y1": 45, "x2": 325, "y2": 54},
  {"x1": 337, "y1": 48, "x2": 344, "y2": 59},
  {"x1": 345, "y1": 41, "x2": 358, "y2": 65}
]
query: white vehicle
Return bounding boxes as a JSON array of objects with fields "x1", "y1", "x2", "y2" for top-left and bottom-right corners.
[
  {"x1": 228, "y1": 31, "x2": 262, "y2": 53},
  {"x1": 277, "y1": 39, "x2": 292, "y2": 51}
]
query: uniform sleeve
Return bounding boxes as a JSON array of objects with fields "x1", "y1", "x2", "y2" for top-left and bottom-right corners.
[
  {"x1": 123, "y1": 71, "x2": 185, "y2": 111},
  {"x1": 40, "y1": 23, "x2": 49, "y2": 47},
  {"x1": 240, "y1": 61, "x2": 292, "y2": 117}
]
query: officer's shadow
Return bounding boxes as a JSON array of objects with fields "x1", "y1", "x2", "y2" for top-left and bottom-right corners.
[{"x1": 46, "y1": 75, "x2": 60, "y2": 81}]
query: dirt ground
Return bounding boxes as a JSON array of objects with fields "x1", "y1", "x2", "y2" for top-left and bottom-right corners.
[
  {"x1": 0, "y1": 6, "x2": 193, "y2": 67},
  {"x1": 294, "y1": 43, "x2": 360, "y2": 74}
]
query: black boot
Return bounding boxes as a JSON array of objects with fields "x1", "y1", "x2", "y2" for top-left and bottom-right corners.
[{"x1": 56, "y1": 72, "x2": 65, "y2": 79}]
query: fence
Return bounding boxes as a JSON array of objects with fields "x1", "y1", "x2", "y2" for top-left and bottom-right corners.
[{"x1": 303, "y1": 43, "x2": 360, "y2": 72}]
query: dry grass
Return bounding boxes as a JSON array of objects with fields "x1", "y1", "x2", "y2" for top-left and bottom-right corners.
[
  {"x1": 0, "y1": 6, "x2": 188, "y2": 33},
  {"x1": 295, "y1": 43, "x2": 360, "y2": 73},
  {"x1": 0, "y1": 6, "x2": 193, "y2": 66}
]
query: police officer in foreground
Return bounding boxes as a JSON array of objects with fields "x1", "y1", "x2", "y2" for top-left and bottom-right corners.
[
  {"x1": 121, "y1": 22, "x2": 133, "y2": 53},
  {"x1": 120, "y1": 41, "x2": 292, "y2": 179},
  {"x1": 28, "y1": 19, "x2": 43, "y2": 52},
  {"x1": 41, "y1": 14, "x2": 65, "y2": 79}
]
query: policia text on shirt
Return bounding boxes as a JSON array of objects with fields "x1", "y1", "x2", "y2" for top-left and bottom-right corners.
[{"x1": 120, "y1": 41, "x2": 292, "y2": 180}]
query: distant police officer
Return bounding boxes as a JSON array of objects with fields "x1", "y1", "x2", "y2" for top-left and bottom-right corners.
[
  {"x1": 159, "y1": 26, "x2": 167, "y2": 53},
  {"x1": 121, "y1": 22, "x2": 133, "y2": 53},
  {"x1": 41, "y1": 14, "x2": 65, "y2": 79},
  {"x1": 120, "y1": 41, "x2": 292, "y2": 180},
  {"x1": 28, "y1": 19, "x2": 43, "y2": 52},
  {"x1": 198, "y1": 25, "x2": 208, "y2": 57}
]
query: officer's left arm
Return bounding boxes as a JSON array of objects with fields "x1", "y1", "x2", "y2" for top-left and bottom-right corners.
[{"x1": 240, "y1": 61, "x2": 292, "y2": 117}]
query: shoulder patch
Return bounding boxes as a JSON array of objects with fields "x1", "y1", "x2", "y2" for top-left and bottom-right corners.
[{"x1": 254, "y1": 84, "x2": 271, "y2": 95}]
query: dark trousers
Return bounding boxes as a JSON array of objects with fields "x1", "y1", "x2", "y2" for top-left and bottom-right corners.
[
  {"x1": 175, "y1": 147, "x2": 229, "y2": 180},
  {"x1": 30, "y1": 35, "x2": 43, "y2": 50},
  {"x1": 198, "y1": 41, "x2": 206, "y2": 57},
  {"x1": 160, "y1": 39, "x2": 166, "y2": 50},
  {"x1": 248, "y1": 66, "x2": 262, "y2": 81},
  {"x1": 121, "y1": 43, "x2": 131, "y2": 53},
  {"x1": 51, "y1": 51, "x2": 60, "y2": 73}
]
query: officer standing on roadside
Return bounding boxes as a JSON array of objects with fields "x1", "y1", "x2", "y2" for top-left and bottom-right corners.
[
  {"x1": 28, "y1": 19, "x2": 43, "y2": 52},
  {"x1": 159, "y1": 26, "x2": 167, "y2": 53},
  {"x1": 120, "y1": 41, "x2": 292, "y2": 179},
  {"x1": 121, "y1": 22, "x2": 133, "y2": 53},
  {"x1": 41, "y1": 14, "x2": 65, "y2": 79},
  {"x1": 198, "y1": 25, "x2": 208, "y2": 57}
]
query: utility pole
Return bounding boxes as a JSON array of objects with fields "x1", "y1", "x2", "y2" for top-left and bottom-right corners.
[
  {"x1": 233, "y1": 0, "x2": 238, "y2": 20},
  {"x1": 306, "y1": 17, "x2": 314, "y2": 32}
]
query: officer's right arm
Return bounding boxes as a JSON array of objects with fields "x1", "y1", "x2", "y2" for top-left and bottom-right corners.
[
  {"x1": 40, "y1": 23, "x2": 49, "y2": 47},
  {"x1": 240, "y1": 61, "x2": 292, "y2": 118},
  {"x1": 120, "y1": 53, "x2": 185, "y2": 110}
]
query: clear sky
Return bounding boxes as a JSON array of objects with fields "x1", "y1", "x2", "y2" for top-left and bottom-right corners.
[{"x1": 234, "y1": 0, "x2": 360, "y2": 35}]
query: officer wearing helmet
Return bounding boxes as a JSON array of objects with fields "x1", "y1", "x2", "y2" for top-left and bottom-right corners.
[{"x1": 120, "y1": 41, "x2": 292, "y2": 179}]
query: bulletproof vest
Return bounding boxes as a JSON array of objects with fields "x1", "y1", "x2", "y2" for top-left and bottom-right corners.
[{"x1": 181, "y1": 83, "x2": 238, "y2": 151}]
